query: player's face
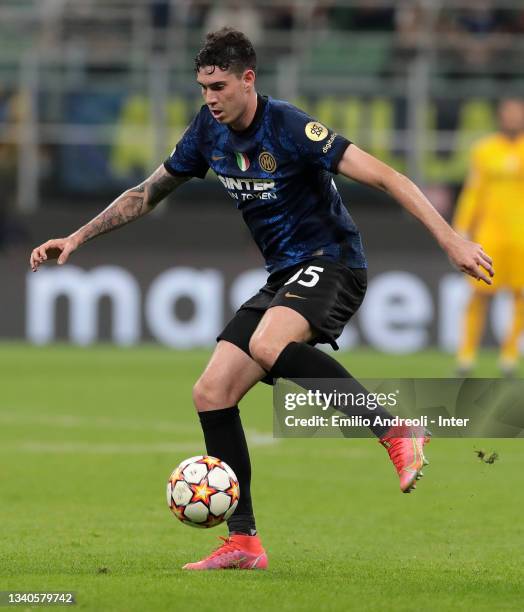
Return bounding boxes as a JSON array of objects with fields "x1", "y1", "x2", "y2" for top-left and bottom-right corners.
[
  {"x1": 197, "y1": 66, "x2": 255, "y2": 126},
  {"x1": 498, "y1": 100, "x2": 524, "y2": 136}
]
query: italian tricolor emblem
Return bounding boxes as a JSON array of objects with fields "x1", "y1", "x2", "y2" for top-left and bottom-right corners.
[{"x1": 235, "y1": 152, "x2": 250, "y2": 172}]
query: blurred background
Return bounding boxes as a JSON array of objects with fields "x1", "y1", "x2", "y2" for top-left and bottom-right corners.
[{"x1": 1, "y1": 0, "x2": 523, "y2": 356}]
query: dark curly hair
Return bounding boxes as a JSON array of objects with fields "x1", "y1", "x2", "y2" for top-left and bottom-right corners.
[{"x1": 195, "y1": 27, "x2": 257, "y2": 75}]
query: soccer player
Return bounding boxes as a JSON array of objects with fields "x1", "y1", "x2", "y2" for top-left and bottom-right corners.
[
  {"x1": 30, "y1": 28, "x2": 494, "y2": 570},
  {"x1": 454, "y1": 98, "x2": 524, "y2": 377}
]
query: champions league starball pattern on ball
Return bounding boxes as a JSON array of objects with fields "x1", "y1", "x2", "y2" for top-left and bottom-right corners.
[{"x1": 167, "y1": 456, "x2": 239, "y2": 528}]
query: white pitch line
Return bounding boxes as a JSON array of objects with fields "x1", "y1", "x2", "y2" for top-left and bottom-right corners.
[
  {"x1": 0, "y1": 441, "x2": 202, "y2": 454},
  {"x1": 0, "y1": 414, "x2": 277, "y2": 446},
  {"x1": 0, "y1": 436, "x2": 277, "y2": 454},
  {"x1": 0, "y1": 412, "x2": 197, "y2": 433},
  {"x1": 246, "y1": 431, "x2": 277, "y2": 446}
]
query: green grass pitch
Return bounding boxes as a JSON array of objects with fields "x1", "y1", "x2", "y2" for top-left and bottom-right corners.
[{"x1": 0, "y1": 344, "x2": 522, "y2": 611}]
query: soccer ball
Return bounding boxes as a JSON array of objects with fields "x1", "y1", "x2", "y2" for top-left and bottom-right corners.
[{"x1": 167, "y1": 455, "x2": 239, "y2": 528}]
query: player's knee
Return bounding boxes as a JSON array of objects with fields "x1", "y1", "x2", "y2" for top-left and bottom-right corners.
[
  {"x1": 192, "y1": 376, "x2": 239, "y2": 411},
  {"x1": 193, "y1": 377, "x2": 221, "y2": 410},
  {"x1": 249, "y1": 335, "x2": 281, "y2": 372}
]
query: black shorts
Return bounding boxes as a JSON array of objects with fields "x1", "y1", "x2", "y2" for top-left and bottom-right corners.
[{"x1": 218, "y1": 257, "x2": 367, "y2": 360}]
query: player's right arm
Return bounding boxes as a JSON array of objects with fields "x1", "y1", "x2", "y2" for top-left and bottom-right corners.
[
  {"x1": 30, "y1": 165, "x2": 189, "y2": 271},
  {"x1": 452, "y1": 144, "x2": 485, "y2": 239}
]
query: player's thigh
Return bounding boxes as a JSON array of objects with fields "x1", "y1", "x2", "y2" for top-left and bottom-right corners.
[
  {"x1": 506, "y1": 245, "x2": 524, "y2": 289},
  {"x1": 250, "y1": 259, "x2": 334, "y2": 355},
  {"x1": 249, "y1": 260, "x2": 366, "y2": 369},
  {"x1": 249, "y1": 305, "x2": 314, "y2": 362},
  {"x1": 193, "y1": 340, "x2": 266, "y2": 411},
  {"x1": 252, "y1": 259, "x2": 366, "y2": 355}
]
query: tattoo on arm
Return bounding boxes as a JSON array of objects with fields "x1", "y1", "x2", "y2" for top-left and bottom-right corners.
[
  {"x1": 145, "y1": 169, "x2": 188, "y2": 207},
  {"x1": 74, "y1": 166, "x2": 189, "y2": 244}
]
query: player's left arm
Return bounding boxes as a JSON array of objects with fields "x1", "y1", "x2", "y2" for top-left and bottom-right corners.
[{"x1": 337, "y1": 144, "x2": 494, "y2": 285}]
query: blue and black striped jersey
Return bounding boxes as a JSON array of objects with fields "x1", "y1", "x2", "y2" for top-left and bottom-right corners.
[{"x1": 164, "y1": 95, "x2": 367, "y2": 273}]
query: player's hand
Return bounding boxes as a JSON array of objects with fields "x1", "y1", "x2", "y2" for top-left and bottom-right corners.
[
  {"x1": 29, "y1": 236, "x2": 80, "y2": 272},
  {"x1": 446, "y1": 235, "x2": 494, "y2": 285}
]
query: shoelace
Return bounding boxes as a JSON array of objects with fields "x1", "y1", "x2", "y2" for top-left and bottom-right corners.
[{"x1": 207, "y1": 536, "x2": 242, "y2": 560}]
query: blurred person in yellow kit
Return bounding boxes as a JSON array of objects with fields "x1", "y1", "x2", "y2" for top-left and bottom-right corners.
[{"x1": 454, "y1": 99, "x2": 524, "y2": 376}]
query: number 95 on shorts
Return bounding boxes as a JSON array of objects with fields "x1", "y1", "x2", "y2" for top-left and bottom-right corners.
[{"x1": 239, "y1": 257, "x2": 367, "y2": 350}]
